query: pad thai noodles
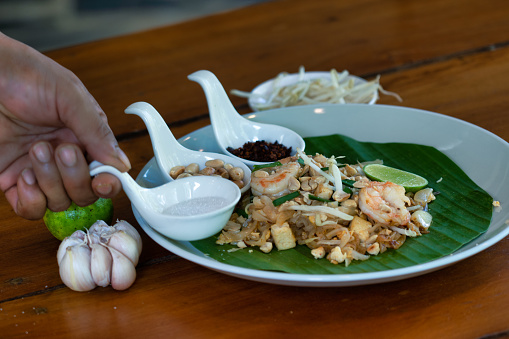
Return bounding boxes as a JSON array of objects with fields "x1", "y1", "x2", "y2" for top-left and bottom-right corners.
[{"x1": 217, "y1": 150, "x2": 435, "y2": 266}]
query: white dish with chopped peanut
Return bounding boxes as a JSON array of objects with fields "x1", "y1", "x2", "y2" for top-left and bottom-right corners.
[{"x1": 125, "y1": 101, "x2": 252, "y2": 193}]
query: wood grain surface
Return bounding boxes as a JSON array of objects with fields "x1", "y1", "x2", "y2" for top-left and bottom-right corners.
[{"x1": 1, "y1": 0, "x2": 509, "y2": 338}]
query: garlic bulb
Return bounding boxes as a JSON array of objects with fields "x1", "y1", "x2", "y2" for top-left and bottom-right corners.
[{"x1": 57, "y1": 220, "x2": 142, "y2": 292}]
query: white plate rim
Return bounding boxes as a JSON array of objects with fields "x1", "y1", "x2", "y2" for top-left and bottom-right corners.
[{"x1": 135, "y1": 103, "x2": 509, "y2": 287}]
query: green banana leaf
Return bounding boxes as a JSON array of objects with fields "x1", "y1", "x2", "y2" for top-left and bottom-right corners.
[{"x1": 191, "y1": 134, "x2": 493, "y2": 274}]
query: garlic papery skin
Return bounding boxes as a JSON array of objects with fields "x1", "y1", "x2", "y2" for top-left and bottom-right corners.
[
  {"x1": 59, "y1": 244, "x2": 97, "y2": 292},
  {"x1": 57, "y1": 231, "x2": 87, "y2": 266},
  {"x1": 113, "y1": 220, "x2": 142, "y2": 254},
  {"x1": 87, "y1": 232, "x2": 103, "y2": 245},
  {"x1": 107, "y1": 230, "x2": 140, "y2": 266},
  {"x1": 89, "y1": 220, "x2": 115, "y2": 242},
  {"x1": 90, "y1": 243, "x2": 112, "y2": 287},
  {"x1": 108, "y1": 245, "x2": 136, "y2": 291}
]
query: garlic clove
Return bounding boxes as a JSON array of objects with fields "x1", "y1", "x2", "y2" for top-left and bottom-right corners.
[
  {"x1": 57, "y1": 231, "x2": 87, "y2": 266},
  {"x1": 88, "y1": 220, "x2": 110, "y2": 233},
  {"x1": 90, "y1": 243, "x2": 112, "y2": 287},
  {"x1": 107, "y1": 245, "x2": 136, "y2": 291},
  {"x1": 107, "y1": 230, "x2": 140, "y2": 266},
  {"x1": 113, "y1": 220, "x2": 143, "y2": 254},
  {"x1": 59, "y1": 244, "x2": 96, "y2": 292},
  {"x1": 71, "y1": 230, "x2": 87, "y2": 241}
]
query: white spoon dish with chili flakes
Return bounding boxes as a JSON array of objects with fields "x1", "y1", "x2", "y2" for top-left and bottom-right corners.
[{"x1": 217, "y1": 150, "x2": 435, "y2": 266}]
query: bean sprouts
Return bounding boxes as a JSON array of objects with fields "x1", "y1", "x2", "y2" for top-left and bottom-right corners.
[{"x1": 231, "y1": 66, "x2": 402, "y2": 110}]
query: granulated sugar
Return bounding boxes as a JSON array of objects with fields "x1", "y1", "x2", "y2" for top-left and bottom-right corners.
[{"x1": 164, "y1": 197, "x2": 230, "y2": 216}]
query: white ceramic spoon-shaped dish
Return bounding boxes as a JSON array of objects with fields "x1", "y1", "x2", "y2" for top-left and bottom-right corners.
[
  {"x1": 125, "y1": 101, "x2": 251, "y2": 194},
  {"x1": 188, "y1": 70, "x2": 306, "y2": 168},
  {"x1": 89, "y1": 161, "x2": 240, "y2": 241}
]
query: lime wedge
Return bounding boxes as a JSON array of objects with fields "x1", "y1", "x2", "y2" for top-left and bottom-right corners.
[
  {"x1": 43, "y1": 198, "x2": 114, "y2": 240},
  {"x1": 363, "y1": 164, "x2": 428, "y2": 192}
]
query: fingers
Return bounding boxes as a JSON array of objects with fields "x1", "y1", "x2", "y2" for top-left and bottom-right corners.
[
  {"x1": 91, "y1": 173, "x2": 123, "y2": 199},
  {"x1": 56, "y1": 143, "x2": 123, "y2": 201},
  {"x1": 28, "y1": 141, "x2": 122, "y2": 213},
  {"x1": 11, "y1": 168, "x2": 47, "y2": 220},
  {"x1": 30, "y1": 141, "x2": 71, "y2": 211},
  {"x1": 54, "y1": 144, "x2": 97, "y2": 206}
]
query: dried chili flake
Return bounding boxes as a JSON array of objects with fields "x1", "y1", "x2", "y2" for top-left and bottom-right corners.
[{"x1": 227, "y1": 140, "x2": 292, "y2": 162}]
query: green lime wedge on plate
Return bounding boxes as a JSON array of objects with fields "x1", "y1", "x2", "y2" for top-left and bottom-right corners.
[
  {"x1": 363, "y1": 164, "x2": 428, "y2": 192},
  {"x1": 43, "y1": 198, "x2": 114, "y2": 240}
]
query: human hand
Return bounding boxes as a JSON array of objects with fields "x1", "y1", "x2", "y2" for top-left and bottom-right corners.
[{"x1": 0, "y1": 33, "x2": 131, "y2": 219}]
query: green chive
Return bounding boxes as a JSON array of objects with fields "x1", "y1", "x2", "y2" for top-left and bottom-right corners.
[
  {"x1": 342, "y1": 179, "x2": 356, "y2": 188},
  {"x1": 309, "y1": 194, "x2": 333, "y2": 203},
  {"x1": 253, "y1": 161, "x2": 282, "y2": 171},
  {"x1": 273, "y1": 191, "x2": 300, "y2": 206},
  {"x1": 297, "y1": 158, "x2": 305, "y2": 166}
]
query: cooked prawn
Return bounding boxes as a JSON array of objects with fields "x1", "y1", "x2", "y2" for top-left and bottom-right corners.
[
  {"x1": 251, "y1": 162, "x2": 301, "y2": 197},
  {"x1": 358, "y1": 181, "x2": 410, "y2": 226}
]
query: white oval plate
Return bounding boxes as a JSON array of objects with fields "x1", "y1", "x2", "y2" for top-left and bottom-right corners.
[
  {"x1": 134, "y1": 104, "x2": 509, "y2": 287},
  {"x1": 248, "y1": 71, "x2": 378, "y2": 111}
]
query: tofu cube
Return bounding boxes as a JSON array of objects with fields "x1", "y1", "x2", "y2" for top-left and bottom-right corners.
[{"x1": 271, "y1": 222, "x2": 296, "y2": 250}]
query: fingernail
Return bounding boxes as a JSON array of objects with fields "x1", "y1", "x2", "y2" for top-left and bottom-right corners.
[
  {"x1": 57, "y1": 145, "x2": 77, "y2": 167},
  {"x1": 33, "y1": 142, "x2": 51, "y2": 163},
  {"x1": 96, "y1": 183, "x2": 113, "y2": 195},
  {"x1": 116, "y1": 147, "x2": 131, "y2": 170},
  {"x1": 21, "y1": 168, "x2": 36, "y2": 185}
]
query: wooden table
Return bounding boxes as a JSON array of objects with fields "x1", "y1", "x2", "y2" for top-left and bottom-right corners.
[{"x1": 2, "y1": 0, "x2": 509, "y2": 337}]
